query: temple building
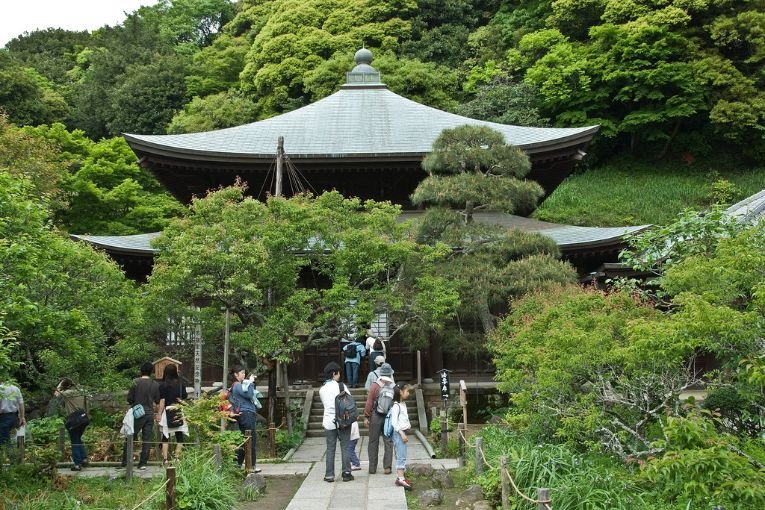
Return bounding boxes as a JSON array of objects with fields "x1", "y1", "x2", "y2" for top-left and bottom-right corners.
[{"x1": 74, "y1": 48, "x2": 645, "y2": 382}]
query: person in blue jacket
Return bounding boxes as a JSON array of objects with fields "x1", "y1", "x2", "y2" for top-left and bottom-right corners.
[
  {"x1": 229, "y1": 366, "x2": 261, "y2": 473},
  {"x1": 341, "y1": 337, "x2": 366, "y2": 388}
]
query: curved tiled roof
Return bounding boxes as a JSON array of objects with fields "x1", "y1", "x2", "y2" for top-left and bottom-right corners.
[
  {"x1": 71, "y1": 213, "x2": 647, "y2": 256},
  {"x1": 124, "y1": 86, "x2": 598, "y2": 161}
]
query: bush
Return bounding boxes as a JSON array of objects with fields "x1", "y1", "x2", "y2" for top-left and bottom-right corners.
[
  {"x1": 174, "y1": 448, "x2": 253, "y2": 510},
  {"x1": 26, "y1": 417, "x2": 64, "y2": 445}
]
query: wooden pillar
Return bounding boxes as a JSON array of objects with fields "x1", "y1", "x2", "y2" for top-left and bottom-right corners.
[
  {"x1": 537, "y1": 488, "x2": 551, "y2": 510},
  {"x1": 475, "y1": 437, "x2": 483, "y2": 476},
  {"x1": 166, "y1": 466, "x2": 177, "y2": 510},
  {"x1": 458, "y1": 423, "x2": 465, "y2": 467},
  {"x1": 500, "y1": 456, "x2": 509, "y2": 510},
  {"x1": 126, "y1": 435, "x2": 134, "y2": 482},
  {"x1": 269, "y1": 422, "x2": 277, "y2": 458}
]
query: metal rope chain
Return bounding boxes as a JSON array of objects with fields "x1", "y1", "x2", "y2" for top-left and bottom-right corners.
[{"x1": 457, "y1": 427, "x2": 550, "y2": 506}]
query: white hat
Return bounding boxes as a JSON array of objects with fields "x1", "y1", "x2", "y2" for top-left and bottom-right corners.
[{"x1": 374, "y1": 355, "x2": 385, "y2": 366}]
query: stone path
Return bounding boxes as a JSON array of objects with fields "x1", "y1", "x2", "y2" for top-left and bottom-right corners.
[{"x1": 287, "y1": 435, "x2": 458, "y2": 510}]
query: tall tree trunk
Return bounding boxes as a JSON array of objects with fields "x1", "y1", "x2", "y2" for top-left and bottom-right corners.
[
  {"x1": 267, "y1": 362, "x2": 277, "y2": 429},
  {"x1": 657, "y1": 119, "x2": 681, "y2": 159},
  {"x1": 283, "y1": 363, "x2": 293, "y2": 434}
]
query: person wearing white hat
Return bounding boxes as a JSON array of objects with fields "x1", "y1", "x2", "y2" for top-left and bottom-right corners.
[{"x1": 365, "y1": 329, "x2": 386, "y2": 372}]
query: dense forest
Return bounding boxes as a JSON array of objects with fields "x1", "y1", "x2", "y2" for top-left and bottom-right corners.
[{"x1": 3, "y1": 0, "x2": 764, "y2": 155}]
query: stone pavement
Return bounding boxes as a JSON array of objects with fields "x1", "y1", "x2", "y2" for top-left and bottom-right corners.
[{"x1": 287, "y1": 435, "x2": 458, "y2": 510}]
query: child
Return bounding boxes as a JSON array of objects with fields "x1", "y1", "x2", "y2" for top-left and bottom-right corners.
[
  {"x1": 391, "y1": 383, "x2": 412, "y2": 490},
  {"x1": 348, "y1": 420, "x2": 361, "y2": 470}
]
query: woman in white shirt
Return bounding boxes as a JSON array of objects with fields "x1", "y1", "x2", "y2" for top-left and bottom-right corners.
[{"x1": 390, "y1": 383, "x2": 412, "y2": 490}]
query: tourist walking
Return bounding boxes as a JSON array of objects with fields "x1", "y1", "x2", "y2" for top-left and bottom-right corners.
[
  {"x1": 391, "y1": 383, "x2": 413, "y2": 490},
  {"x1": 122, "y1": 362, "x2": 160, "y2": 470},
  {"x1": 319, "y1": 361, "x2": 353, "y2": 482},
  {"x1": 54, "y1": 378, "x2": 90, "y2": 470},
  {"x1": 0, "y1": 381, "x2": 24, "y2": 450},
  {"x1": 229, "y1": 365, "x2": 261, "y2": 473},
  {"x1": 363, "y1": 363, "x2": 395, "y2": 474},
  {"x1": 364, "y1": 329, "x2": 386, "y2": 372},
  {"x1": 364, "y1": 355, "x2": 394, "y2": 391},
  {"x1": 341, "y1": 337, "x2": 365, "y2": 388},
  {"x1": 157, "y1": 364, "x2": 188, "y2": 466}
]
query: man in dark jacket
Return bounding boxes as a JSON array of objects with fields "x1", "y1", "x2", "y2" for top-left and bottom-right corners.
[{"x1": 122, "y1": 362, "x2": 160, "y2": 469}]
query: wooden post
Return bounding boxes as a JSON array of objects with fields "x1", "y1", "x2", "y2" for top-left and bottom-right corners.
[
  {"x1": 126, "y1": 435, "x2": 134, "y2": 482},
  {"x1": 221, "y1": 307, "x2": 230, "y2": 432},
  {"x1": 416, "y1": 350, "x2": 422, "y2": 386},
  {"x1": 269, "y1": 422, "x2": 277, "y2": 458},
  {"x1": 458, "y1": 423, "x2": 465, "y2": 467},
  {"x1": 475, "y1": 437, "x2": 483, "y2": 476},
  {"x1": 440, "y1": 410, "x2": 448, "y2": 454},
  {"x1": 166, "y1": 466, "x2": 177, "y2": 510},
  {"x1": 244, "y1": 430, "x2": 253, "y2": 472},
  {"x1": 284, "y1": 364, "x2": 293, "y2": 434},
  {"x1": 213, "y1": 444, "x2": 222, "y2": 469},
  {"x1": 459, "y1": 380, "x2": 468, "y2": 431},
  {"x1": 500, "y1": 456, "x2": 509, "y2": 510},
  {"x1": 16, "y1": 434, "x2": 24, "y2": 463},
  {"x1": 537, "y1": 488, "x2": 551, "y2": 510},
  {"x1": 58, "y1": 427, "x2": 66, "y2": 460},
  {"x1": 275, "y1": 136, "x2": 284, "y2": 197}
]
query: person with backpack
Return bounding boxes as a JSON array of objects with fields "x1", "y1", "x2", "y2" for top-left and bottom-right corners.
[
  {"x1": 229, "y1": 366, "x2": 261, "y2": 473},
  {"x1": 122, "y1": 362, "x2": 160, "y2": 470},
  {"x1": 389, "y1": 383, "x2": 413, "y2": 490},
  {"x1": 340, "y1": 337, "x2": 365, "y2": 388},
  {"x1": 319, "y1": 361, "x2": 355, "y2": 483},
  {"x1": 365, "y1": 329, "x2": 386, "y2": 372},
  {"x1": 363, "y1": 363, "x2": 395, "y2": 475},
  {"x1": 53, "y1": 378, "x2": 90, "y2": 471},
  {"x1": 364, "y1": 355, "x2": 392, "y2": 391}
]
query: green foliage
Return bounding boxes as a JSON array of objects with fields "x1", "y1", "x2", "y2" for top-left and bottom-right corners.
[
  {"x1": 0, "y1": 52, "x2": 69, "y2": 126},
  {"x1": 0, "y1": 172, "x2": 143, "y2": 387},
  {"x1": 185, "y1": 34, "x2": 250, "y2": 97},
  {"x1": 26, "y1": 417, "x2": 65, "y2": 445},
  {"x1": 413, "y1": 125, "x2": 542, "y2": 220},
  {"x1": 534, "y1": 157, "x2": 765, "y2": 226},
  {"x1": 473, "y1": 425, "x2": 649, "y2": 510},
  {"x1": 168, "y1": 89, "x2": 259, "y2": 134},
  {"x1": 175, "y1": 448, "x2": 248, "y2": 509},
  {"x1": 23, "y1": 123, "x2": 184, "y2": 234},
  {"x1": 643, "y1": 413, "x2": 765, "y2": 508},
  {"x1": 457, "y1": 76, "x2": 549, "y2": 126}
]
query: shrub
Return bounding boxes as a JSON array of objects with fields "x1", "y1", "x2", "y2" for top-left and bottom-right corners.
[{"x1": 174, "y1": 448, "x2": 253, "y2": 510}]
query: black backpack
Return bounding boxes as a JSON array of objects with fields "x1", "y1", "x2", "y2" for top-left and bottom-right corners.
[
  {"x1": 343, "y1": 342, "x2": 358, "y2": 360},
  {"x1": 372, "y1": 338, "x2": 383, "y2": 352},
  {"x1": 334, "y1": 382, "x2": 358, "y2": 429}
]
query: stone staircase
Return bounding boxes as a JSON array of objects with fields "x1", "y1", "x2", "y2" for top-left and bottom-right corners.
[{"x1": 306, "y1": 386, "x2": 419, "y2": 438}]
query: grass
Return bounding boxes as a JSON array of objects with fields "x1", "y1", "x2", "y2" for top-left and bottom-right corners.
[{"x1": 533, "y1": 156, "x2": 765, "y2": 227}]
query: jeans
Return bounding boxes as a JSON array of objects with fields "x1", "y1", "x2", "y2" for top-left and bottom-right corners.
[
  {"x1": 393, "y1": 430, "x2": 407, "y2": 471},
  {"x1": 324, "y1": 426, "x2": 351, "y2": 479},
  {"x1": 0, "y1": 412, "x2": 17, "y2": 448},
  {"x1": 236, "y1": 411, "x2": 257, "y2": 467},
  {"x1": 68, "y1": 424, "x2": 88, "y2": 466},
  {"x1": 368, "y1": 351, "x2": 384, "y2": 371},
  {"x1": 344, "y1": 361, "x2": 360, "y2": 388},
  {"x1": 122, "y1": 415, "x2": 153, "y2": 466},
  {"x1": 348, "y1": 438, "x2": 360, "y2": 467},
  {"x1": 367, "y1": 412, "x2": 392, "y2": 473}
]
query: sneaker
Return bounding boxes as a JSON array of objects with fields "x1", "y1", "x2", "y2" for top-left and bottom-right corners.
[
  {"x1": 137, "y1": 465, "x2": 148, "y2": 471},
  {"x1": 323, "y1": 476, "x2": 335, "y2": 483},
  {"x1": 342, "y1": 473, "x2": 354, "y2": 482},
  {"x1": 395, "y1": 478, "x2": 412, "y2": 490},
  {"x1": 70, "y1": 465, "x2": 82, "y2": 472},
  {"x1": 384, "y1": 468, "x2": 392, "y2": 475},
  {"x1": 254, "y1": 468, "x2": 262, "y2": 474},
  {"x1": 351, "y1": 465, "x2": 361, "y2": 471},
  {"x1": 81, "y1": 459, "x2": 90, "y2": 468}
]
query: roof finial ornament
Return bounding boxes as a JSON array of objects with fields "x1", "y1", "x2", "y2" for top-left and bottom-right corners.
[
  {"x1": 345, "y1": 46, "x2": 382, "y2": 87},
  {"x1": 354, "y1": 46, "x2": 373, "y2": 66}
]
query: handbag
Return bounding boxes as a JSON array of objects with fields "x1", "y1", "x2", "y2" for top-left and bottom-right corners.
[
  {"x1": 132, "y1": 404, "x2": 145, "y2": 419},
  {"x1": 61, "y1": 391, "x2": 90, "y2": 430},
  {"x1": 65, "y1": 408, "x2": 90, "y2": 430}
]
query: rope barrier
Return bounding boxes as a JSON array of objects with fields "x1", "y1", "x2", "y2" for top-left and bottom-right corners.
[
  {"x1": 458, "y1": 426, "x2": 551, "y2": 507},
  {"x1": 128, "y1": 479, "x2": 168, "y2": 510}
]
